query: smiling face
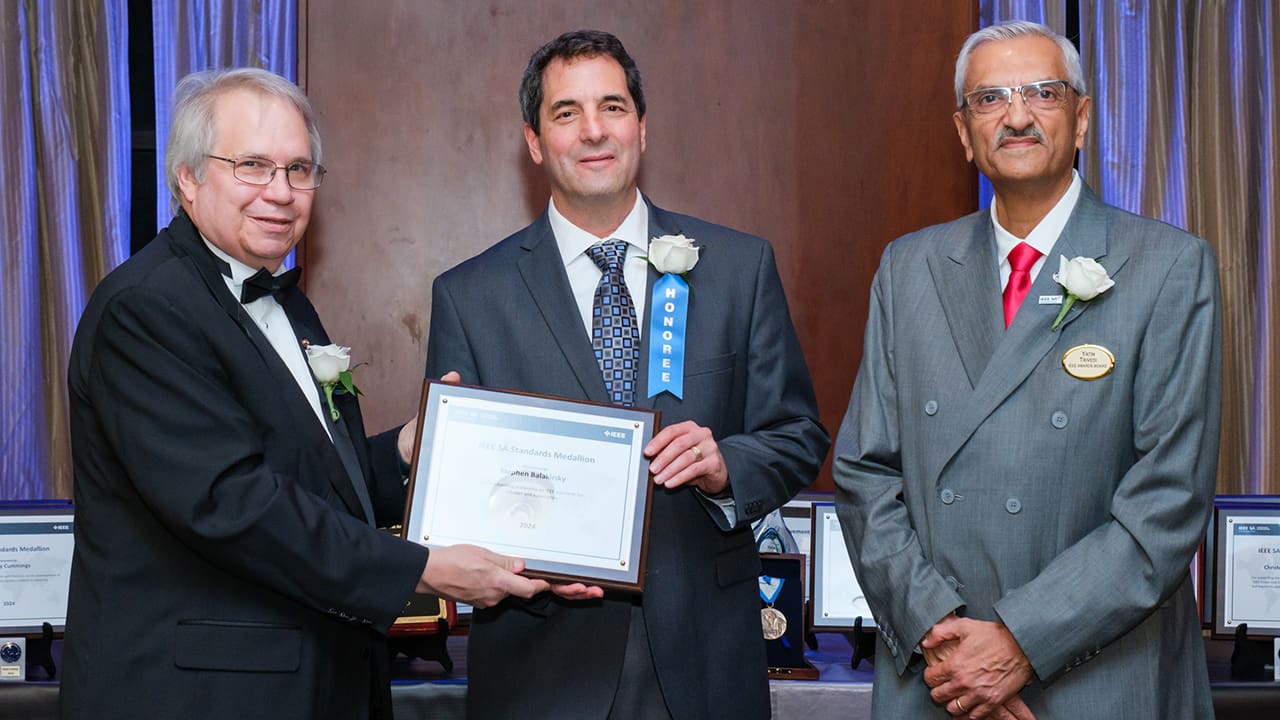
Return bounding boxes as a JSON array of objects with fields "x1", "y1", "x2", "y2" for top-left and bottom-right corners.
[
  {"x1": 523, "y1": 54, "x2": 646, "y2": 235},
  {"x1": 953, "y1": 35, "x2": 1090, "y2": 199},
  {"x1": 178, "y1": 88, "x2": 314, "y2": 271}
]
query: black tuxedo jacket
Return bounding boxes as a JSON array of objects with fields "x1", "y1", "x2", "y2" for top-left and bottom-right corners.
[
  {"x1": 426, "y1": 200, "x2": 830, "y2": 719},
  {"x1": 63, "y1": 212, "x2": 427, "y2": 720}
]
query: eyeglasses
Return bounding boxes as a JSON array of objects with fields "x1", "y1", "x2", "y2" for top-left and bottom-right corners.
[
  {"x1": 206, "y1": 154, "x2": 326, "y2": 189},
  {"x1": 962, "y1": 80, "x2": 1076, "y2": 115}
]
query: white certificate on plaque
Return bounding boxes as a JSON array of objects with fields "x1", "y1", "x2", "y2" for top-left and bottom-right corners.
[
  {"x1": 1222, "y1": 516, "x2": 1280, "y2": 632},
  {"x1": 0, "y1": 511, "x2": 74, "y2": 633},
  {"x1": 403, "y1": 381, "x2": 657, "y2": 592},
  {"x1": 811, "y1": 502, "x2": 876, "y2": 630}
]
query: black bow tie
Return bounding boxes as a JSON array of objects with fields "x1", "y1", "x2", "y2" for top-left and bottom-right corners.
[{"x1": 239, "y1": 266, "x2": 302, "y2": 304}]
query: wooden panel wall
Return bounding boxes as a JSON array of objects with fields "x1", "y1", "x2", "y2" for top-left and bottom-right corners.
[{"x1": 300, "y1": 1, "x2": 978, "y2": 491}]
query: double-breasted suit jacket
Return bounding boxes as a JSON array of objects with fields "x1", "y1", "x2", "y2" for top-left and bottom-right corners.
[
  {"x1": 425, "y1": 199, "x2": 829, "y2": 719},
  {"x1": 64, "y1": 212, "x2": 427, "y2": 720},
  {"x1": 834, "y1": 188, "x2": 1222, "y2": 719}
]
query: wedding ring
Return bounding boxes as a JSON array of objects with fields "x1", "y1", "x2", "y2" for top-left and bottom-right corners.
[
  {"x1": 690, "y1": 445, "x2": 703, "y2": 461},
  {"x1": 953, "y1": 698, "x2": 965, "y2": 713}
]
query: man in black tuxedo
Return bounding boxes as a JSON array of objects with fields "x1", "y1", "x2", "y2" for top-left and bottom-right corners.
[
  {"x1": 425, "y1": 31, "x2": 830, "y2": 719},
  {"x1": 63, "y1": 68, "x2": 562, "y2": 720}
]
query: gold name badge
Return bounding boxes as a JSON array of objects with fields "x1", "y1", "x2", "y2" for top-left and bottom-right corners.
[{"x1": 1062, "y1": 344, "x2": 1115, "y2": 380}]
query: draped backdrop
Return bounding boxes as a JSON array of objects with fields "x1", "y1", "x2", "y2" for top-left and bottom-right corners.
[
  {"x1": 1, "y1": 1, "x2": 129, "y2": 499},
  {"x1": 1, "y1": 1, "x2": 1277, "y2": 497},
  {"x1": 0, "y1": 0, "x2": 294, "y2": 499},
  {"x1": 151, "y1": 0, "x2": 296, "y2": 229}
]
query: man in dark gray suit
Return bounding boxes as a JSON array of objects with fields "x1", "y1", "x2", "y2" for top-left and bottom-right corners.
[
  {"x1": 834, "y1": 21, "x2": 1221, "y2": 720},
  {"x1": 425, "y1": 30, "x2": 829, "y2": 720}
]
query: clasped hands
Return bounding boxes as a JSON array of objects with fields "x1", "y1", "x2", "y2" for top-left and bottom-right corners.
[{"x1": 921, "y1": 613, "x2": 1036, "y2": 720}]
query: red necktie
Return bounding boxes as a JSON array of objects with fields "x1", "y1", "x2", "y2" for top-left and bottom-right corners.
[{"x1": 1003, "y1": 242, "x2": 1042, "y2": 328}]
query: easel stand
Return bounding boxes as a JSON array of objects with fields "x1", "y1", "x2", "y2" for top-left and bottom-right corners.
[
  {"x1": 24, "y1": 623, "x2": 57, "y2": 680},
  {"x1": 388, "y1": 618, "x2": 453, "y2": 674},
  {"x1": 1230, "y1": 624, "x2": 1275, "y2": 681},
  {"x1": 847, "y1": 616, "x2": 876, "y2": 670}
]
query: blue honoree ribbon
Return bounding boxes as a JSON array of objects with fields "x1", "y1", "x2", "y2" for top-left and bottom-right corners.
[
  {"x1": 647, "y1": 273, "x2": 689, "y2": 399},
  {"x1": 758, "y1": 575, "x2": 784, "y2": 604}
]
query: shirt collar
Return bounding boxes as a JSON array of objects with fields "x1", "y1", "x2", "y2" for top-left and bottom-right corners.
[
  {"x1": 549, "y1": 189, "x2": 649, "y2": 266},
  {"x1": 201, "y1": 237, "x2": 285, "y2": 300},
  {"x1": 991, "y1": 169, "x2": 1082, "y2": 263}
]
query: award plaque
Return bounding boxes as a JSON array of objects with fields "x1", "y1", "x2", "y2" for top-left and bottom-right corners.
[
  {"x1": 810, "y1": 502, "x2": 877, "y2": 631},
  {"x1": 0, "y1": 502, "x2": 74, "y2": 634},
  {"x1": 402, "y1": 380, "x2": 658, "y2": 593},
  {"x1": 1213, "y1": 499, "x2": 1280, "y2": 637}
]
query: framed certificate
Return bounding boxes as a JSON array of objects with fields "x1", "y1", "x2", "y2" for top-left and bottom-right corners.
[
  {"x1": 809, "y1": 502, "x2": 876, "y2": 631},
  {"x1": 1213, "y1": 497, "x2": 1280, "y2": 637},
  {"x1": 0, "y1": 502, "x2": 74, "y2": 634},
  {"x1": 402, "y1": 381, "x2": 659, "y2": 593}
]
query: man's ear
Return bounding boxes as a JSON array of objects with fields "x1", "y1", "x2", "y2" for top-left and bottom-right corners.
[
  {"x1": 176, "y1": 164, "x2": 201, "y2": 205},
  {"x1": 523, "y1": 124, "x2": 543, "y2": 165},
  {"x1": 1073, "y1": 95, "x2": 1092, "y2": 150},
  {"x1": 953, "y1": 111, "x2": 975, "y2": 163}
]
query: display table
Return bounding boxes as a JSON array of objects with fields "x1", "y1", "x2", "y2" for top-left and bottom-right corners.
[{"x1": 3, "y1": 635, "x2": 1276, "y2": 719}]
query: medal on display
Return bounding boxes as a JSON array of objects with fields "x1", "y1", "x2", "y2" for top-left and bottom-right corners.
[{"x1": 759, "y1": 575, "x2": 787, "y2": 640}]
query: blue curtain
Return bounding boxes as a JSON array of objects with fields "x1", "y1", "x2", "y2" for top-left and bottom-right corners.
[
  {"x1": 977, "y1": 1, "x2": 1280, "y2": 494},
  {"x1": 1, "y1": 1, "x2": 131, "y2": 499},
  {"x1": 151, "y1": 0, "x2": 297, "y2": 241}
]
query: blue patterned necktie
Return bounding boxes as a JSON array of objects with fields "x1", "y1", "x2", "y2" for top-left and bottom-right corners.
[{"x1": 586, "y1": 240, "x2": 640, "y2": 405}]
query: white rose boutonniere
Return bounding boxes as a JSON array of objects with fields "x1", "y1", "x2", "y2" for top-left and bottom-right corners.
[
  {"x1": 304, "y1": 342, "x2": 363, "y2": 421},
  {"x1": 645, "y1": 234, "x2": 700, "y2": 276},
  {"x1": 1051, "y1": 255, "x2": 1115, "y2": 330}
]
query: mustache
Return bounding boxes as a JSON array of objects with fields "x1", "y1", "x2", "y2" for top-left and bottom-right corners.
[{"x1": 997, "y1": 125, "x2": 1045, "y2": 143}]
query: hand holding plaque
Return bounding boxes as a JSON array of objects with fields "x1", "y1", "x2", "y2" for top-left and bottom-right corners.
[{"x1": 402, "y1": 381, "x2": 658, "y2": 593}]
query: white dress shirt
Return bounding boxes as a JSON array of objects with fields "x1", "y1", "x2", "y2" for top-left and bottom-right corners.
[
  {"x1": 992, "y1": 169, "x2": 1083, "y2": 289},
  {"x1": 202, "y1": 240, "x2": 332, "y2": 439},
  {"x1": 549, "y1": 189, "x2": 650, "y2": 338}
]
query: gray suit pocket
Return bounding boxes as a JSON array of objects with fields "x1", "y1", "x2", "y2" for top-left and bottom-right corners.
[
  {"x1": 684, "y1": 352, "x2": 735, "y2": 377},
  {"x1": 174, "y1": 619, "x2": 301, "y2": 672}
]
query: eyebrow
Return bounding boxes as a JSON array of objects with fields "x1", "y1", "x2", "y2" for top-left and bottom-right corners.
[
  {"x1": 548, "y1": 98, "x2": 581, "y2": 114},
  {"x1": 547, "y1": 94, "x2": 631, "y2": 114},
  {"x1": 235, "y1": 152, "x2": 313, "y2": 164}
]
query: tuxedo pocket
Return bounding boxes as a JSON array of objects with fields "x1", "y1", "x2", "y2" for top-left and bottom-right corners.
[{"x1": 174, "y1": 619, "x2": 301, "y2": 672}]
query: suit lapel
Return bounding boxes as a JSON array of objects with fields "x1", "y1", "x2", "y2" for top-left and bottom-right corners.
[
  {"x1": 279, "y1": 289, "x2": 376, "y2": 524},
  {"x1": 170, "y1": 217, "x2": 311, "y2": 419},
  {"x1": 516, "y1": 215, "x2": 613, "y2": 404},
  {"x1": 169, "y1": 217, "x2": 372, "y2": 521},
  {"x1": 928, "y1": 217, "x2": 1003, "y2": 388},
  {"x1": 932, "y1": 189, "x2": 1129, "y2": 480}
]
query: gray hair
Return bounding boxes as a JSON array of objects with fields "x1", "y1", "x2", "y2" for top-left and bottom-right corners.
[
  {"x1": 954, "y1": 21, "x2": 1086, "y2": 108},
  {"x1": 164, "y1": 67, "x2": 322, "y2": 204}
]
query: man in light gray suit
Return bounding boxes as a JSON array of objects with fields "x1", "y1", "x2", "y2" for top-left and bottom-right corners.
[
  {"x1": 425, "y1": 30, "x2": 828, "y2": 719},
  {"x1": 834, "y1": 21, "x2": 1221, "y2": 720}
]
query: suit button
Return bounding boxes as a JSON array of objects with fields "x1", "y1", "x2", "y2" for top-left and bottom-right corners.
[
  {"x1": 1051, "y1": 411, "x2": 1068, "y2": 429},
  {"x1": 940, "y1": 488, "x2": 956, "y2": 504},
  {"x1": 1005, "y1": 497, "x2": 1022, "y2": 514},
  {"x1": 924, "y1": 400, "x2": 938, "y2": 416},
  {"x1": 945, "y1": 575, "x2": 959, "y2": 590}
]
